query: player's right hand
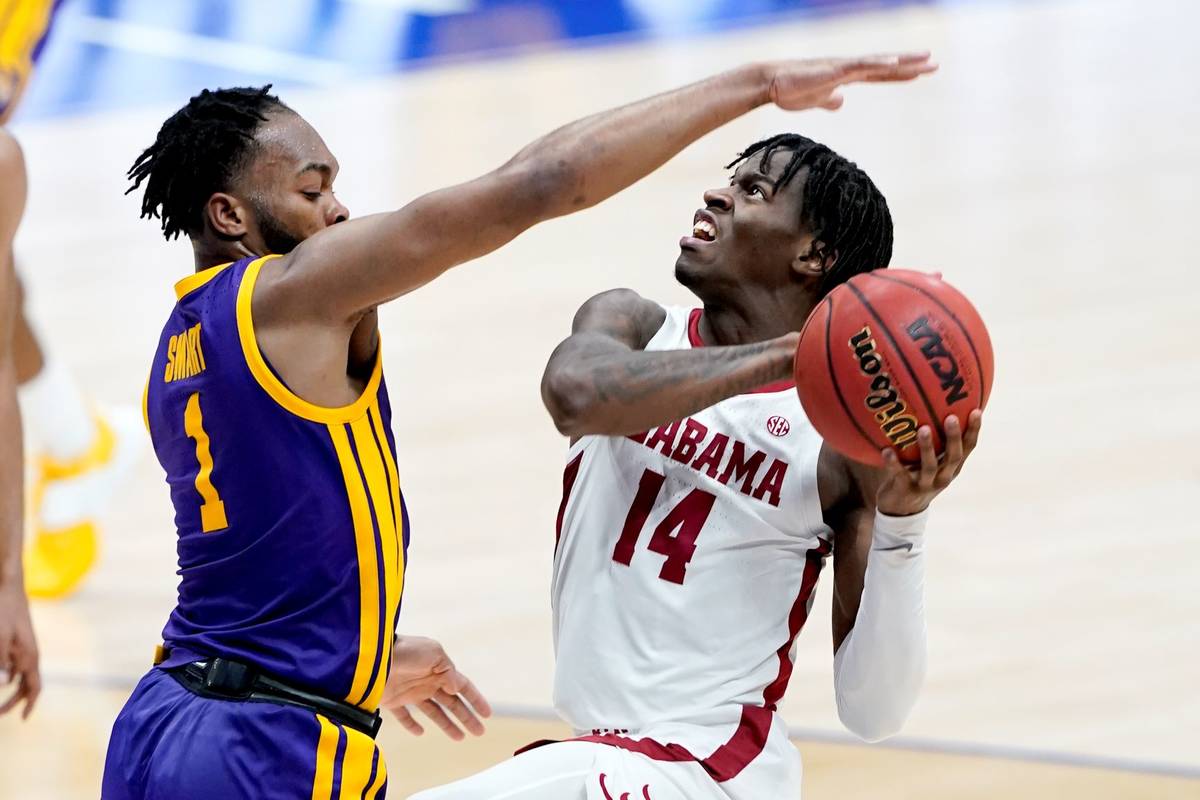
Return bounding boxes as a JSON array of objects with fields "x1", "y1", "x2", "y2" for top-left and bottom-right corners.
[
  {"x1": 766, "y1": 53, "x2": 938, "y2": 112},
  {"x1": 0, "y1": 580, "x2": 41, "y2": 720},
  {"x1": 381, "y1": 635, "x2": 491, "y2": 741}
]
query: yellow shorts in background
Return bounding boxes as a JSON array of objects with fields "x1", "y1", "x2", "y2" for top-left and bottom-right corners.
[{"x1": 0, "y1": 0, "x2": 60, "y2": 121}]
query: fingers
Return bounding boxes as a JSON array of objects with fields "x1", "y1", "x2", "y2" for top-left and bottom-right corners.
[
  {"x1": 452, "y1": 674, "x2": 492, "y2": 720},
  {"x1": 417, "y1": 698, "x2": 465, "y2": 741},
  {"x1": 434, "y1": 688, "x2": 486, "y2": 737},
  {"x1": 390, "y1": 705, "x2": 425, "y2": 736},
  {"x1": 916, "y1": 426, "x2": 938, "y2": 489},
  {"x1": 936, "y1": 415, "x2": 963, "y2": 488},
  {"x1": 962, "y1": 409, "x2": 983, "y2": 456},
  {"x1": 880, "y1": 446, "x2": 909, "y2": 481},
  {"x1": 845, "y1": 52, "x2": 933, "y2": 69},
  {"x1": 838, "y1": 53, "x2": 938, "y2": 84},
  {"x1": 17, "y1": 666, "x2": 40, "y2": 720},
  {"x1": 0, "y1": 689, "x2": 19, "y2": 717}
]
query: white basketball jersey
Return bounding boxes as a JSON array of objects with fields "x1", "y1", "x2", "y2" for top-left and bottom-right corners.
[{"x1": 552, "y1": 305, "x2": 833, "y2": 741}]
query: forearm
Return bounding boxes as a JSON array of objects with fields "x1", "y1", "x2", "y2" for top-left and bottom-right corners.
[
  {"x1": 287, "y1": 65, "x2": 773, "y2": 317},
  {"x1": 833, "y1": 509, "x2": 928, "y2": 742},
  {"x1": 0, "y1": 133, "x2": 25, "y2": 591},
  {"x1": 0, "y1": 265, "x2": 22, "y2": 591},
  {"x1": 509, "y1": 63, "x2": 770, "y2": 217},
  {"x1": 543, "y1": 333, "x2": 795, "y2": 437}
]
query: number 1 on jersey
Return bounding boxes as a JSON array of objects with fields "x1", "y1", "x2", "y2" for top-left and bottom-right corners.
[
  {"x1": 184, "y1": 392, "x2": 228, "y2": 533},
  {"x1": 613, "y1": 468, "x2": 715, "y2": 584}
]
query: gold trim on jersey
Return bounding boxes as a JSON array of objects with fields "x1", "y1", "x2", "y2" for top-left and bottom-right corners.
[
  {"x1": 236, "y1": 255, "x2": 383, "y2": 424},
  {"x1": 174, "y1": 261, "x2": 233, "y2": 300},
  {"x1": 336, "y1": 725, "x2": 378, "y2": 799},
  {"x1": 328, "y1": 422, "x2": 383, "y2": 709},
  {"x1": 141, "y1": 373, "x2": 151, "y2": 434},
  {"x1": 309, "y1": 715, "x2": 340, "y2": 800},
  {"x1": 326, "y1": 403, "x2": 406, "y2": 713},
  {"x1": 308, "y1": 715, "x2": 386, "y2": 800}
]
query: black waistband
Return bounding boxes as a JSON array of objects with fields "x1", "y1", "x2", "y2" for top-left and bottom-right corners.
[{"x1": 166, "y1": 657, "x2": 382, "y2": 739}]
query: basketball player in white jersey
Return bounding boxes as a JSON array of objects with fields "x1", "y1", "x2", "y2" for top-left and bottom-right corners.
[{"x1": 411, "y1": 91, "x2": 984, "y2": 799}]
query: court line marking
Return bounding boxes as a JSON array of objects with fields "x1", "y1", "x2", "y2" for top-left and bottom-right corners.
[{"x1": 43, "y1": 671, "x2": 1200, "y2": 781}]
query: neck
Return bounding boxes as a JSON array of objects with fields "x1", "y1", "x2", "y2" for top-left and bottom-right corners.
[
  {"x1": 191, "y1": 235, "x2": 259, "y2": 273},
  {"x1": 697, "y1": 289, "x2": 817, "y2": 347}
]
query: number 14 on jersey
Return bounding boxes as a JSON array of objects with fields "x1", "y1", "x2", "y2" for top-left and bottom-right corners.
[{"x1": 612, "y1": 469, "x2": 715, "y2": 584}]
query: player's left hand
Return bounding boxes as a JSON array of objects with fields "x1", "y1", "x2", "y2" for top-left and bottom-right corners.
[
  {"x1": 380, "y1": 635, "x2": 492, "y2": 741},
  {"x1": 0, "y1": 581, "x2": 41, "y2": 720},
  {"x1": 876, "y1": 410, "x2": 982, "y2": 517},
  {"x1": 766, "y1": 52, "x2": 938, "y2": 113}
]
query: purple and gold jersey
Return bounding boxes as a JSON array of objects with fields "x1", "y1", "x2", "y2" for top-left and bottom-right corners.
[{"x1": 144, "y1": 255, "x2": 408, "y2": 713}]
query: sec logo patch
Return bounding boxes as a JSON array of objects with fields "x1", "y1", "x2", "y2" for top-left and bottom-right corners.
[{"x1": 766, "y1": 416, "x2": 790, "y2": 437}]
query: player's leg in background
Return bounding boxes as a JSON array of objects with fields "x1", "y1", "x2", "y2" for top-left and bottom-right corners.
[
  {"x1": 2, "y1": 0, "x2": 143, "y2": 599},
  {"x1": 409, "y1": 740, "x2": 716, "y2": 800},
  {"x1": 14, "y1": 277, "x2": 143, "y2": 599},
  {"x1": 409, "y1": 742, "x2": 599, "y2": 800}
]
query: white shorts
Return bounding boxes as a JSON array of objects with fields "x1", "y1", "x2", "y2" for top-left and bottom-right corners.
[{"x1": 407, "y1": 713, "x2": 801, "y2": 800}]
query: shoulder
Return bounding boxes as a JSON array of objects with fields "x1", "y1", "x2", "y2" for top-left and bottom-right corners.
[{"x1": 571, "y1": 288, "x2": 666, "y2": 349}]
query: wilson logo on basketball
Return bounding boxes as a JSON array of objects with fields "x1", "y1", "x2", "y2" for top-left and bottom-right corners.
[
  {"x1": 906, "y1": 316, "x2": 968, "y2": 405},
  {"x1": 766, "y1": 416, "x2": 791, "y2": 437},
  {"x1": 848, "y1": 326, "x2": 920, "y2": 449}
]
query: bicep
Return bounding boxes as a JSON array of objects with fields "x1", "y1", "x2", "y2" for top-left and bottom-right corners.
[
  {"x1": 545, "y1": 289, "x2": 665, "y2": 370},
  {"x1": 540, "y1": 290, "x2": 664, "y2": 430}
]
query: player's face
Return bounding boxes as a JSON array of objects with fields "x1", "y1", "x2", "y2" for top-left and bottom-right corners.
[
  {"x1": 240, "y1": 111, "x2": 349, "y2": 255},
  {"x1": 675, "y1": 148, "x2": 818, "y2": 299}
]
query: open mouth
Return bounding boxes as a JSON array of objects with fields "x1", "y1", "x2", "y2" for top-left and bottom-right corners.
[
  {"x1": 688, "y1": 210, "x2": 718, "y2": 243},
  {"x1": 692, "y1": 219, "x2": 717, "y2": 242}
]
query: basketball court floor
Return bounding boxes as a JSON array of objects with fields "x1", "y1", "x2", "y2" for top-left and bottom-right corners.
[{"x1": 2, "y1": 0, "x2": 1198, "y2": 796}]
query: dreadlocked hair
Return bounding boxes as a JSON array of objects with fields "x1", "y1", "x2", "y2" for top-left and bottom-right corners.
[
  {"x1": 727, "y1": 133, "x2": 893, "y2": 296},
  {"x1": 126, "y1": 85, "x2": 289, "y2": 240}
]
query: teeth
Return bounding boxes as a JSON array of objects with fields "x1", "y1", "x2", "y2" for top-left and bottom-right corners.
[{"x1": 692, "y1": 220, "x2": 717, "y2": 240}]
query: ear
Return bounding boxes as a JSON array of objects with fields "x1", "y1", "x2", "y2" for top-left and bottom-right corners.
[
  {"x1": 791, "y1": 238, "x2": 837, "y2": 280},
  {"x1": 204, "y1": 192, "x2": 250, "y2": 239}
]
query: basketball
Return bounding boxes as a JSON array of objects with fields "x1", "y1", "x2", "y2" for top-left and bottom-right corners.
[{"x1": 794, "y1": 269, "x2": 993, "y2": 466}]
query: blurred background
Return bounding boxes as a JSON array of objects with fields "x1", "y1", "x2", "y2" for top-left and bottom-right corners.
[{"x1": 3, "y1": 0, "x2": 1199, "y2": 797}]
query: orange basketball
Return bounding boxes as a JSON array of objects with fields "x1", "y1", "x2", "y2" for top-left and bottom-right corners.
[{"x1": 794, "y1": 269, "x2": 994, "y2": 466}]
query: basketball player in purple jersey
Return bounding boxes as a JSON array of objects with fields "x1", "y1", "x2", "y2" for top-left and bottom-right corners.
[
  {"x1": 0, "y1": 128, "x2": 39, "y2": 722},
  {"x1": 100, "y1": 55, "x2": 936, "y2": 799}
]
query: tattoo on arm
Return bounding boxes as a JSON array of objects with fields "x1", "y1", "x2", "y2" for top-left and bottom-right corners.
[{"x1": 587, "y1": 338, "x2": 786, "y2": 409}]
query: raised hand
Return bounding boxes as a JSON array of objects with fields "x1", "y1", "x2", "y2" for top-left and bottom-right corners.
[
  {"x1": 767, "y1": 52, "x2": 938, "y2": 112},
  {"x1": 876, "y1": 410, "x2": 983, "y2": 517},
  {"x1": 380, "y1": 635, "x2": 491, "y2": 741}
]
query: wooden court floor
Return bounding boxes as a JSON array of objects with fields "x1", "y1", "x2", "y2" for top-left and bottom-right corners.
[
  {"x1": 3, "y1": 0, "x2": 1199, "y2": 797},
  {"x1": 2, "y1": 685, "x2": 1197, "y2": 798}
]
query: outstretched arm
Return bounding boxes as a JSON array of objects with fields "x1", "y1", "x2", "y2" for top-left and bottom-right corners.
[
  {"x1": 0, "y1": 130, "x2": 39, "y2": 720},
  {"x1": 276, "y1": 54, "x2": 937, "y2": 322},
  {"x1": 541, "y1": 289, "x2": 799, "y2": 438},
  {"x1": 827, "y1": 412, "x2": 981, "y2": 742}
]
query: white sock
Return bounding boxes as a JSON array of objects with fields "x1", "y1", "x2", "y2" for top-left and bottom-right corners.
[{"x1": 17, "y1": 357, "x2": 97, "y2": 463}]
